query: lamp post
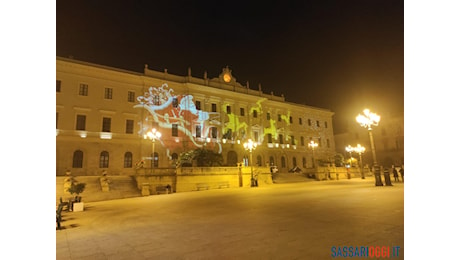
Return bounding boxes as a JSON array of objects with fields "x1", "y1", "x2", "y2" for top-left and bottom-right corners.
[
  {"x1": 356, "y1": 109, "x2": 382, "y2": 186},
  {"x1": 308, "y1": 140, "x2": 318, "y2": 168},
  {"x1": 144, "y1": 128, "x2": 161, "y2": 174},
  {"x1": 355, "y1": 144, "x2": 366, "y2": 179},
  {"x1": 345, "y1": 145, "x2": 354, "y2": 168},
  {"x1": 243, "y1": 139, "x2": 257, "y2": 187}
]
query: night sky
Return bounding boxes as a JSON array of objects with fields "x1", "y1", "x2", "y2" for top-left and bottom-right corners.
[{"x1": 56, "y1": 0, "x2": 404, "y2": 134}]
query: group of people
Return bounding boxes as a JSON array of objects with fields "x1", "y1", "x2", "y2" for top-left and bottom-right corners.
[{"x1": 392, "y1": 165, "x2": 404, "y2": 182}]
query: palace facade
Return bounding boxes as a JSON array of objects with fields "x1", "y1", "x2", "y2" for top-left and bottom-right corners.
[{"x1": 56, "y1": 57, "x2": 336, "y2": 176}]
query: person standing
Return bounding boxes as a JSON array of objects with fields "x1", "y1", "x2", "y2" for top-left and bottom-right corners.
[
  {"x1": 392, "y1": 166, "x2": 399, "y2": 182},
  {"x1": 399, "y1": 166, "x2": 404, "y2": 182}
]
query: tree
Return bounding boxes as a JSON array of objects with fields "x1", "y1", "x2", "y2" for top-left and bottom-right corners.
[
  {"x1": 334, "y1": 153, "x2": 345, "y2": 167},
  {"x1": 179, "y1": 148, "x2": 223, "y2": 167}
]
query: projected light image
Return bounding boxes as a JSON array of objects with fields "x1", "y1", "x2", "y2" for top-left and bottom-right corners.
[{"x1": 134, "y1": 83, "x2": 295, "y2": 156}]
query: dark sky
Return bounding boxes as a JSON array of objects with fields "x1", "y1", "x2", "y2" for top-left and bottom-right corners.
[{"x1": 56, "y1": 0, "x2": 404, "y2": 134}]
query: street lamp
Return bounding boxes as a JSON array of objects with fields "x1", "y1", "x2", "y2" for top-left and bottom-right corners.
[
  {"x1": 356, "y1": 109, "x2": 382, "y2": 186},
  {"x1": 354, "y1": 144, "x2": 366, "y2": 179},
  {"x1": 345, "y1": 145, "x2": 354, "y2": 167},
  {"x1": 144, "y1": 128, "x2": 161, "y2": 174},
  {"x1": 243, "y1": 139, "x2": 257, "y2": 187},
  {"x1": 308, "y1": 140, "x2": 318, "y2": 168}
]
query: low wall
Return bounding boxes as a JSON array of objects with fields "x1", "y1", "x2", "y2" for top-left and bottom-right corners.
[
  {"x1": 305, "y1": 166, "x2": 371, "y2": 180},
  {"x1": 133, "y1": 166, "x2": 274, "y2": 194}
]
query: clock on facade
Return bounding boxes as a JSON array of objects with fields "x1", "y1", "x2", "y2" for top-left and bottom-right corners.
[{"x1": 223, "y1": 73, "x2": 231, "y2": 83}]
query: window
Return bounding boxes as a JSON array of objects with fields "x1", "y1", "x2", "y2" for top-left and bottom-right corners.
[
  {"x1": 56, "y1": 80, "x2": 61, "y2": 92},
  {"x1": 281, "y1": 156, "x2": 286, "y2": 168},
  {"x1": 292, "y1": 157, "x2": 297, "y2": 167},
  {"x1": 173, "y1": 97, "x2": 178, "y2": 108},
  {"x1": 327, "y1": 139, "x2": 330, "y2": 148},
  {"x1": 195, "y1": 100, "x2": 201, "y2": 110},
  {"x1": 240, "y1": 108, "x2": 245, "y2": 116},
  {"x1": 299, "y1": 118, "x2": 302, "y2": 125},
  {"x1": 267, "y1": 134, "x2": 272, "y2": 143},
  {"x1": 308, "y1": 119, "x2": 311, "y2": 126},
  {"x1": 291, "y1": 135, "x2": 295, "y2": 145},
  {"x1": 279, "y1": 134, "x2": 284, "y2": 144},
  {"x1": 102, "y1": 117, "x2": 111, "y2": 132},
  {"x1": 316, "y1": 120, "x2": 320, "y2": 127},
  {"x1": 153, "y1": 95, "x2": 160, "y2": 105},
  {"x1": 152, "y1": 152, "x2": 159, "y2": 167},
  {"x1": 325, "y1": 122, "x2": 328, "y2": 128},
  {"x1": 266, "y1": 113, "x2": 270, "y2": 120},
  {"x1": 211, "y1": 127, "x2": 217, "y2": 138},
  {"x1": 56, "y1": 112, "x2": 59, "y2": 129},
  {"x1": 253, "y1": 110, "x2": 257, "y2": 118},
  {"x1": 211, "y1": 103, "x2": 217, "y2": 112},
  {"x1": 278, "y1": 114, "x2": 281, "y2": 122},
  {"x1": 224, "y1": 129, "x2": 232, "y2": 139},
  {"x1": 257, "y1": 155, "x2": 262, "y2": 166},
  {"x1": 171, "y1": 153, "x2": 178, "y2": 160},
  {"x1": 104, "y1": 88, "x2": 113, "y2": 99},
  {"x1": 301, "y1": 136, "x2": 305, "y2": 146},
  {"x1": 128, "y1": 91, "x2": 135, "y2": 102},
  {"x1": 318, "y1": 138, "x2": 322, "y2": 147},
  {"x1": 253, "y1": 131, "x2": 259, "y2": 142},
  {"x1": 125, "y1": 120, "x2": 134, "y2": 134},
  {"x1": 289, "y1": 116, "x2": 293, "y2": 124},
  {"x1": 99, "y1": 151, "x2": 109, "y2": 168},
  {"x1": 196, "y1": 125, "x2": 201, "y2": 138},
  {"x1": 72, "y1": 150, "x2": 83, "y2": 168},
  {"x1": 79, "y1": 84, "x2": 88, "y2": 96},
  {"x1": 172, "y1": 124, "x2": 178, "y2": 137},
  {"x1": 226, "y1": 105, "x2": 231, "y2": 114},
  {"x1": 302, "y1": 157, "x2": 307, "y2": 168},
  {"x1": 124, "y1": 152, "x2": 133, "y2": 168},
  {"x1": 76, "y1": 115, "x2": 86, "y2": 130}
]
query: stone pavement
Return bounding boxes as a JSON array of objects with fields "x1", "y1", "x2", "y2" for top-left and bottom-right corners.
[{"x1": 56, "y1": 178, "x2": 404, "y2": 259}]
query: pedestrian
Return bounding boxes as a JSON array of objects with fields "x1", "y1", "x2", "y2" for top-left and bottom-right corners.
[
  {"x1": 383, "y1": 167, "x2": 393, "y2": 186},
  {"x1": 399, "y1": 166, "x2": 404, "y2": 182},
  {"x1": 392, "y1": 166, "x2": 399, "y2": 182}
]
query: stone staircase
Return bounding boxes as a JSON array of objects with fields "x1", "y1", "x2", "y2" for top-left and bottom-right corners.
[
  {"x1": 56, "y1": 176, "x2": 142, "y2": 205},
  {"x1": 272, "y1": 172, "x2": 316, "y2": 184}
]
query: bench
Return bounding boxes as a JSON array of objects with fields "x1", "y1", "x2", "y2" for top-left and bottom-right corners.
[
  {"x1": 155, "y1": 185, "x2": 171, "y2": 194},
  {"x1": 196, "y1": 183, "x2": 210, "y2": 191},
  {"x1": 56, "y1": 203, "x2": 64, "y2": 230},
  {"x1": 217, "y1": 182, "x2": 230, "y2": 189}
]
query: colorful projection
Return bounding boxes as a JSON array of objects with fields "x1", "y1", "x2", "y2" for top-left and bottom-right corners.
[
  {"x1": 134, "y1": 83, "x2": 296, "y2": 155},
  {"x1": 134, "y1": 83, "x2": 222, "y2": 155}
]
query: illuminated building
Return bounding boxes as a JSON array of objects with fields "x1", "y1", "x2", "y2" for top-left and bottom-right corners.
[{"x1": 56, "y1": 57, "x2": 336, "y2": 176}]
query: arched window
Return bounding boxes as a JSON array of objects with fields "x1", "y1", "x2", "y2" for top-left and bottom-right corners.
[
  {"x1": 281, "y1": 156, "x2": 286, "y2": 168},
  {"x1": 302, "y1": 157, "x2": 307, "y2": 168},
  {"x1": 269, "y1": 156, "x2": 275, "y2": 166},
  {"x1": 256, "y1": 155, "x2": 262, "y2": 166},
  {"x1": 124, "y1": 152, "x2": 133, "y2": 168},
  {"x1": 292, "y1": 157, "x2": 297, "y2": 167},
  {"x1": 72, "y1": 150, "x2": 83, "y2": 168},
  {"x1": 100, "y1": 151, "x2": 109, "y2": 168}
]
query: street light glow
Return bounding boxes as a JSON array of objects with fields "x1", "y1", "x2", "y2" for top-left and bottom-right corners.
[
  {"x1": 243, "y1": 139, "x2": 257, "y2": 187},
  {"x1": 356, "y1": 109, "x2": 382, "y2": 185},
  {"x1": 144, "y1": 128, "x2": 162, "y2": 174},
  {"x1": 356, "y1": 108, "x2": 380, "y2": 130}
]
